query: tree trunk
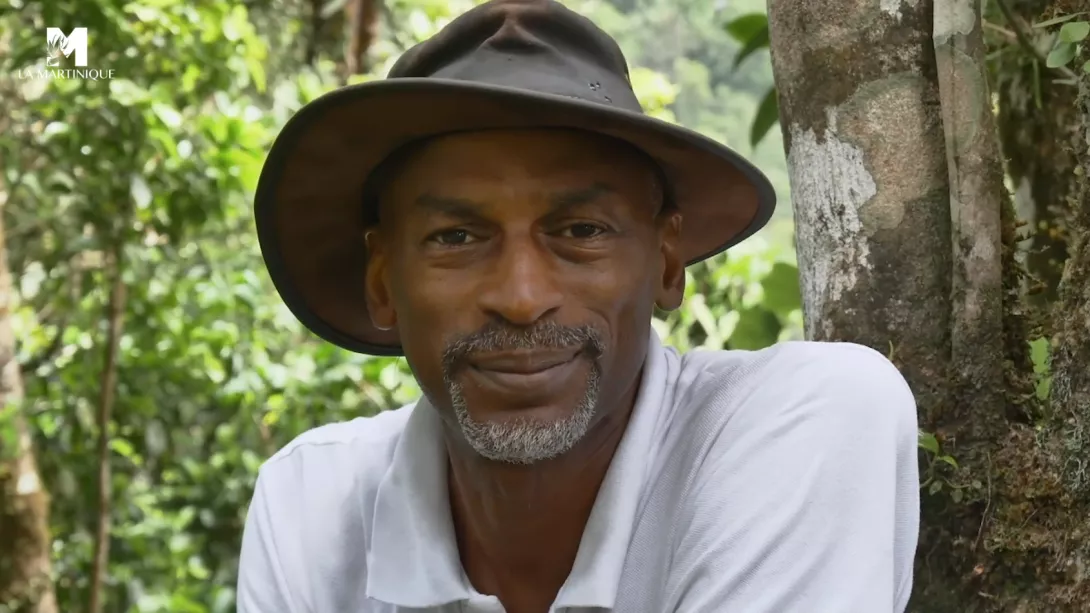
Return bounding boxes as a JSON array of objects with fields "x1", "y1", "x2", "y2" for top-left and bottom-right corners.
[
  {"x1": 0, "y1": 177, "x2": 57, "y2": 613},
  {"x1": 344, "y1": 0, "x2": 380, "y2": 80},
  {"x1": 765, "y1": 0, "x2": 953, "y2": 411},
  {"x1": 768, "y1": 0, "x2": 1090, "y2": 610}
]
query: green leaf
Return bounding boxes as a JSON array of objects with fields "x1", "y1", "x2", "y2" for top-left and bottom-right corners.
[
  {"x1": 724, "y1": 13, "x2": 768, "y2": 43},
  {"x1": 1083, "y1": 59, "x2": 1090, "y2": 72},
  {"x1": 728, "y1": 307, "x2": 780, "y2": 350},
  {"x1": 918, "y1": 430, "x2": 940, "y2": 455},
  {"x1": 108, "y1": 78, "x2": 150, "y2": 105},
  {"x1": 928, "y1": 480, "x2": 944, "y2": 495},
  {"x1": 1059, "y1": 21, "x2": 1090, "y2": 43},
  {"x1": 1034, "y1": 12, "x2": 1086, "y2": 28},
  {"x1": 733, "y1": 24, "x2": 770, "y2": 69},
  {"x1": 152, "y1": 102, "x2": 184, "y2": 129},
  {"x1": 1029, "y1": 337, "x2": 1051, "y2": 374},
  {"x1": 759, "y1": 261, "x2": 800, "y2": 316},
  {"x1": 130, "y1": 174, "x2": 153, "y2": 209},
  {"x1": 951, "y1": 488, "x2": 964, "y2": 503},
  {"x1": 940, "y1": 455, "x2": 959, "y2": 470},
  {"x1": 1036, "y1": 375, "x2": 1053, "y2": 401},
  {"x1": 750, "y1": 87, "x2": 780, "y2": 148},
  {"x1": 110, "y1": 438, "x2": 136, "y2": 460},
  {"x1": 1047, "y1": 41, "x2": 1078, "y2": 67}
]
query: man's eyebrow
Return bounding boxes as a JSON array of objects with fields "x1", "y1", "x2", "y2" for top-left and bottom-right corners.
[
  {"x1": 412, "y1": 182, "x2": 615, "y2": 217},
  {"x1": 549, "y1": 182, "x2": 615, "y2": 211},
  {"x1": 413, "y1": 194, "x2": 484, "y2": 218}
]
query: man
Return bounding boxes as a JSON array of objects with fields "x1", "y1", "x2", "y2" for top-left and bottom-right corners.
[{"x1": 238, "y1": 0, "x2": 920, "y2": 611}]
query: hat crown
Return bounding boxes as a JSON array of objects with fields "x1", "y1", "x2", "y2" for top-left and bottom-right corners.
[{"x1": 387, "y1": 0, "x2": 643, "y2": 112}]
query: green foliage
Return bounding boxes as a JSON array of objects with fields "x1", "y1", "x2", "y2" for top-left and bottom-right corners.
[
  {"x1": 722, "y1": 12, "x2": 779, "y2": 148},
  {"x1": 652, "y1": 235, "x2": 802, "y2": 352},
  {"x1": 0, "y1": 0, "x2": 801, "y2": 611},
  {"x1": 1029, "y1": 337, "x2": 1052, "y2": 401},
  {"x1": 1035, "y1": 14, "x2": 1090, "y2": 71}
]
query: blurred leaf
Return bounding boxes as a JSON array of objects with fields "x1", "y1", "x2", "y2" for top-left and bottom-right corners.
[
  {"x1": 728, "y1": 307, "x2": 780, "y2": 350},
  {"x1": 724, "y1": 13, "x2": 768, "y2": 43},
  {"x1": 1059, "y1": 21, "x2": 1090, "y2": 43},
  {"x1": 918, "y1": 430, "x2": 940, "y2": 454},
  {"x1": 750, "y1": 86, "x2": 780, "y2": 147},
  {"x1": 1046, "y1": 41, "x2": 1077, "y2": 67},
  {"x1": 733, "y1": 24, "x2": 769, "y2": 69},
  {"x1": 1029, "y1": 337, "x2": 1051, "y2": 374},
  {"x1": 760, "y1": 262, "x2": 800, "y2": 316},
  {"x1": 131, "y1": 175, "x2": 153, "y2": 209},
  {"x1": 1034, "y1": 12, "x2": 1086, "y2": 28}
]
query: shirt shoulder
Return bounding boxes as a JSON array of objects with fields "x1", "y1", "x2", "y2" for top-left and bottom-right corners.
[
  {"x1": 654, "y1": 340, "x2": 916, "y2": 489},
  {"x1": 263, "y1": 402, "x2": 415, "y2": 473},
  {"x1": 651, "y1": 341, "x2": 919, "y2": 611},
  {"x1": 240, "y1": 404, "x2": 416, "y2": 613},
  {"x1": 675, "y1": 339, "x2": 914, "y2": 424},
  {"x1": 255, "y1": 401, "x2": 417, "y2": 527}
]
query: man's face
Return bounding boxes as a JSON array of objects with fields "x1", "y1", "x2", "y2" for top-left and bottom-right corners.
[{"x1": 365, "y1": 129, "x2": 684, "y2": 464}]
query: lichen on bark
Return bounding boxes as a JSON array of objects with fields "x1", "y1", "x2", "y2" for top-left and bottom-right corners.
[{"x1": 767, "y1": 0, "x2": 952, "y2": 417}]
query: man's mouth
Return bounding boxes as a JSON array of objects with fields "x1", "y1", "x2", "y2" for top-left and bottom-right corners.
[
  {"x1": 467, "y1": 347, "x2": 582, "y2": 374},
  {"x1": 463, "y1": 348, "x2": 584, "y2": 393}
]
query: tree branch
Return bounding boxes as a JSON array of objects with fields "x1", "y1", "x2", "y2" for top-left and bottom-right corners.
[{"x1": 87, "y1": 232, "x2": 127, "y2": 613}]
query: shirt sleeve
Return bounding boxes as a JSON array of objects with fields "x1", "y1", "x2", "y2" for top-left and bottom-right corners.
[
  {"x1": 669, "y1": 343, "x2": 920, "y2": 613},
  {"x1": 237, "y1": 470, "x2": 298, "y2": 613}
]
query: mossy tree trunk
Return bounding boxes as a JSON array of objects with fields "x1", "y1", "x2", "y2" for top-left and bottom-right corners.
[
  {"x1": 0, "y1": 174, "x2": 57, "y2": 613},
  {"x1": 768, "y1": 0, "x2": 1090, "y2": 610}
]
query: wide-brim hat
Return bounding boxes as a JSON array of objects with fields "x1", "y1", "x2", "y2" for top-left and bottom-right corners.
[{"x1": 254, "y1": 0, "x2": 776, "y2": 356}]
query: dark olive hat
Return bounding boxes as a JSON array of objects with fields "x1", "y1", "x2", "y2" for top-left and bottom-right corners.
[{"x1": 254, "y1": 0, "x2": 776, "y2": 356}]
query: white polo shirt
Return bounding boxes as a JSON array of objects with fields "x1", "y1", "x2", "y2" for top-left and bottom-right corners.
[{"x1": 237, "y1": 330, "x2": 920, "y2": 612}]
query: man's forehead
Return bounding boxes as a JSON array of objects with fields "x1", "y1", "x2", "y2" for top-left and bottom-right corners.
[
  {"x1": 370, "y1": 129, "x2": 665, "y2": 223},
  {"x1": 396, "y1": 129, "x2": 658, "y2": 178}
]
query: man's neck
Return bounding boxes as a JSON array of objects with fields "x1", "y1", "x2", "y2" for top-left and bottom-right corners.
[{"x1": 444, "y1": 387, "x2": 639, "y2": 613}]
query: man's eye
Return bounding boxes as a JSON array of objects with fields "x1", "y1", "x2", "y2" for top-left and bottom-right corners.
[
  {"x1": 428, "y1": 229, "x2": 476, "y2": 246},
  {"x1": 560, "y1": 223, "x2": 607, "y2": 239}
]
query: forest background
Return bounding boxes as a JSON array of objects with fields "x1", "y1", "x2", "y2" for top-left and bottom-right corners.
[{"x1": 0, "y1": 0, "x2": 1085, "y2": 611}]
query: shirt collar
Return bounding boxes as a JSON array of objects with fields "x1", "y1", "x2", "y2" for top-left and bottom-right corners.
[{"x1": 366, "y1": 329, "x2": 668, "y2": 609}]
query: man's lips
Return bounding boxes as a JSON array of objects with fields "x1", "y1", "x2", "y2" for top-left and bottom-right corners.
[
  {"x1": 463, "y1": 348, "x2": 584, "y2": 394},
  {"x1": 466, "y1": 348, "x2": 582, "y2": 374}
]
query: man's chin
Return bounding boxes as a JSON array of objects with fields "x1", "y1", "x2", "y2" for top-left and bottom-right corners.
[
  {"x1": 461, "y1": 400, "x2": 581, "y2": 426},
  {"x1": 452, "y1": 397, "x2": 598, "y2": 465}
]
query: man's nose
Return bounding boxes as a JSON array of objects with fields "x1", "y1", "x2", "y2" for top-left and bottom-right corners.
[{"x1": 476, "y1": 238, "x2": 564, "y2": 326}]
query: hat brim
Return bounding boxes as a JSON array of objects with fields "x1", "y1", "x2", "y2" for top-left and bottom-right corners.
[{"x1": 254, "y1": 78, "x2": 776, "y2": 356}]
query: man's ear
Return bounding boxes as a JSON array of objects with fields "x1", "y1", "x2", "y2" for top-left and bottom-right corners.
[
  {"x1": 654, "y1": 210, "x2": 685, "y2": 312},
  {"x1": 364, "y1": 229, "x2": 397, "y2": 331}
]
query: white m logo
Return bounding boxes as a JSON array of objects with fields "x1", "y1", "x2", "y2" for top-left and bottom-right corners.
[{"x1": 46, "y1": 27, "x2": 88, "y2": 67}]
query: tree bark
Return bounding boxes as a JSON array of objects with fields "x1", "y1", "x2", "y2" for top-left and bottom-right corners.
[
  {"x1": 88, "y1": 246, "x2": 126, "y2": 613},
  {"x1": 344, "y1": 0, "x2": 380, "y2": 80},
  {"x1": 934, "y1": 0, "x2": 1008, "y2": 433},
  {"x1": 1049, "y1": 59, "x2": 1090, "y2": 584},
  {"x1": 770, "y1": 0, "x2": 1090, "y2": 609},
  {"x1": 765, "y1": 1, "x2": 952, "y2": 412},
  {"x1": 0, "y1": 175, "x2": 57, "y2": 613}
]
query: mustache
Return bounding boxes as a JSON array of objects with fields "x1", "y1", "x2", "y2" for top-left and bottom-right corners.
[{"x1": 441, "y1": 321, "x2": 605, "y2": 374}]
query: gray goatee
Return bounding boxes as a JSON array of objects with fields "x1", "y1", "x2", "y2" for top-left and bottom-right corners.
[{"x1": 441, "y1": 321, "x2": 604, "y2": 465}]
